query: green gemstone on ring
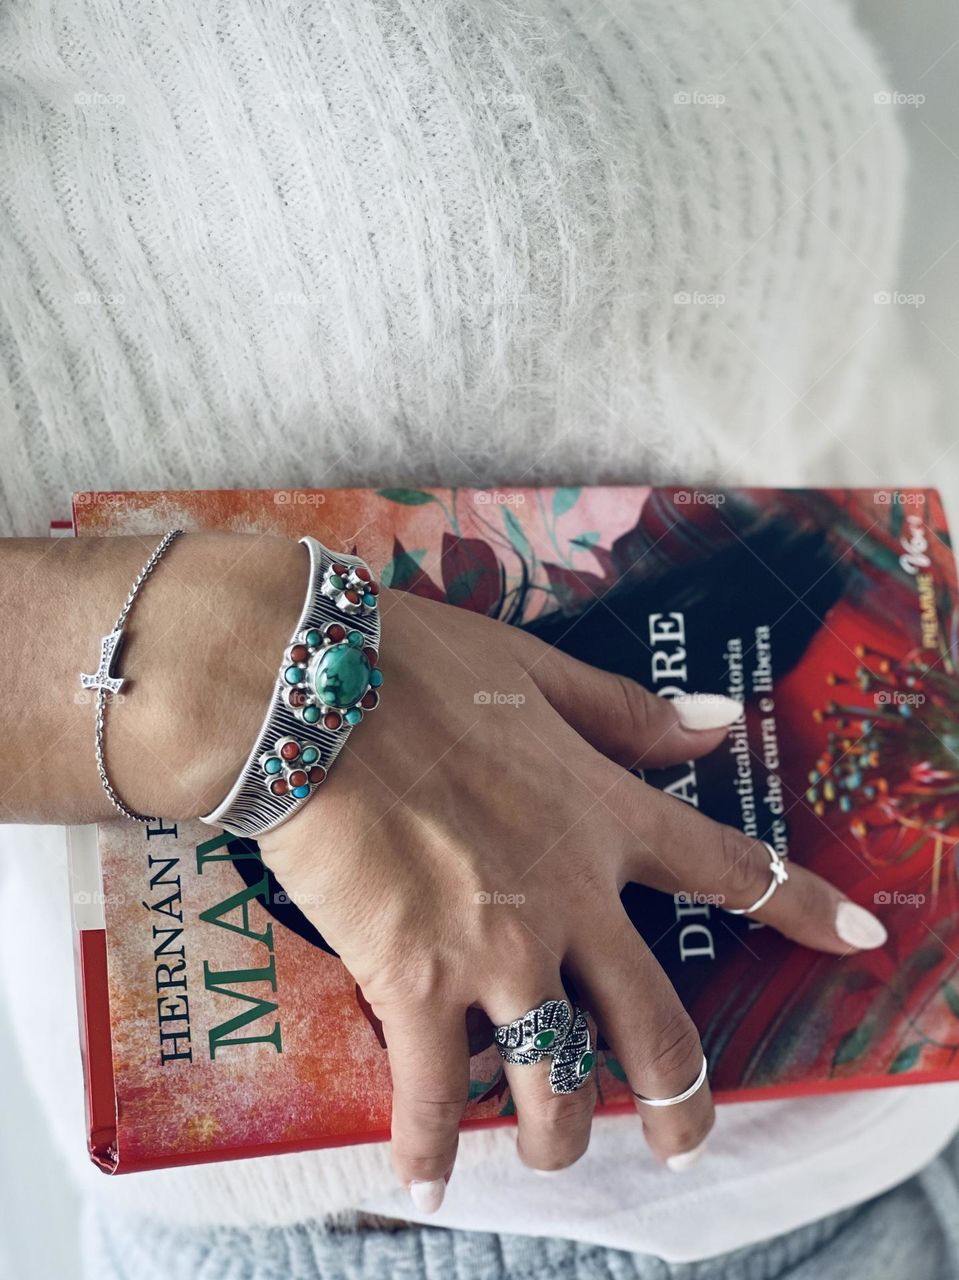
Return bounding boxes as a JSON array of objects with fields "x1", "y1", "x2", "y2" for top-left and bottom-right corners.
[
  {"x1": 533, "y1": 1029, "x2": 556, "y2": 1051},
  {"x1": 577, "y1": 1051, "x2": 595, "y2": 1077}
]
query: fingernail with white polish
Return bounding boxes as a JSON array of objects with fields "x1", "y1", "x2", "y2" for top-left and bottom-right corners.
[
  {"x1": 409, "y1": 1179, "x2": 446, "y2": 1213},
  {"x1": 666, "y1": 1139, "x2": 708, "y2": 1173},
  {"x1": 835, "y1": 901, "x2": 888, "y2": 950},
  {"x1": 672, "y1": 693, "x2": 743, "y2": 731}
]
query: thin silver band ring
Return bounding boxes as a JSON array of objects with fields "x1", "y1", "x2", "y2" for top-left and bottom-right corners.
[
  {"x1": 632, "y1": 1053, "x2": 709, "y2": 1108},
  {"x1": 725, "y1": 840, "x2": 789, "y2": 915}
]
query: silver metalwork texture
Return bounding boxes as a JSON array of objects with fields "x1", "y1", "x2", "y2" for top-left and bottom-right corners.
[
  {"x1": 494, "y1": 998, "x2": 595, "y2": 1094},
  {"x1": 200, "y1": 536, "x2": 381, "y2": 838}
]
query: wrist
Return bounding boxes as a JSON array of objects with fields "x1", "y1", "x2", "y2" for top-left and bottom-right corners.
[{"x1": 105, "y1": 533, "x2": 308, "y2": 822}]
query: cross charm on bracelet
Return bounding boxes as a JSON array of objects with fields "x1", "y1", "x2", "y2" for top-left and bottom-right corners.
[{"x1": 80, "y1": 630, "x2": 125, "y2": 696}]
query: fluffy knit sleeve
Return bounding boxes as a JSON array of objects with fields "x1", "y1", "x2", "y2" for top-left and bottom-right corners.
[{"x1": 0, "y1": 0, "x2": 909, "y2": 538}]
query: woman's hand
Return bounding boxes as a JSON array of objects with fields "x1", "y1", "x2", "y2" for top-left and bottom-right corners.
[
  {"x1": 254, "y1": 583, "x2": 888, "y2": 1211},
  {"x1": 0, "y1": 531, "x2": 888, "y2": 1210}
]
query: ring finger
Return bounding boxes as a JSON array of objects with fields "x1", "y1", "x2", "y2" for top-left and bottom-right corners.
[{"x1": 486, "y1": 983, "x2": 596, "y2": 1172}]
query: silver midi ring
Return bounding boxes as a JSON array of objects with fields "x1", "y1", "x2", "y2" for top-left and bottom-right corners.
[
  {"x1": 632, "y1": 1053, "x2": 709, "y2": 1108},
  {"x1": 493, "y1": 998, "x2": 596, "y2": 1094},
  {"x1": 724, "y1": 840, "x2": 789, "y2": 916}
]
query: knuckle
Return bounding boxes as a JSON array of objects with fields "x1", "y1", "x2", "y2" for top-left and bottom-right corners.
[
  {"x1": 717, "y1": 826, "x2": 766, "y2": 904},
  {"x1": 636, "y1": 1010, "x2": 703, "y2": 1096},
  {"x1": 615, "y1": 674, "x2": 654, "y2": 750},
  {"x1": 528, "y1": 1083, "x2": 595, "y2": 1134}
]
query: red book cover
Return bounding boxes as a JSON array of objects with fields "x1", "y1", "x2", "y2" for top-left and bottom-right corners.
[{"x1": 68, "y1": 485, "x2": 959, "y2": 1173}]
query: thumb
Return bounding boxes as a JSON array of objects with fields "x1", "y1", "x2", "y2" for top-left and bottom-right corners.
[{"x1": 521, "y1": 643, "x2": 742, "y2": 770}]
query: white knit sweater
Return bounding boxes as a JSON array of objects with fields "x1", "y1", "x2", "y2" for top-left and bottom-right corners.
[{"x1": 1, "y1": 0, "x2": 954, "y2": 1262}]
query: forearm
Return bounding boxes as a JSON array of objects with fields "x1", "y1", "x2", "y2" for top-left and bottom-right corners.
[{"x1": 0, "y1": 532, "x2": 306, "y2": 824}]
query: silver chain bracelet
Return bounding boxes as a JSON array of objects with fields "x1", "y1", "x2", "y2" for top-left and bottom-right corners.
[{"x1": 79, "y1": 529, "x2": 185, "y2": 822}]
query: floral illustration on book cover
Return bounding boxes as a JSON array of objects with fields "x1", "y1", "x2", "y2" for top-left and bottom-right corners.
[{"x1": 72, "y1": 486, "x2": 959, "y2": 1170}]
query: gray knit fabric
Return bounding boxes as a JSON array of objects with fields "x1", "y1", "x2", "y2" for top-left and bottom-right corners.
[{"x1": 82, "y1": 1134, "x2": 959, "y2": 1280}]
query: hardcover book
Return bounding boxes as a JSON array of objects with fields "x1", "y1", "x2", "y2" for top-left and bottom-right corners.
[{"x1": 68, "y1": 485, "x2": 959, "y2": 1173}]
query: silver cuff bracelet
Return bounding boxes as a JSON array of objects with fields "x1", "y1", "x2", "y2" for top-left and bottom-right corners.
[{"x1": 200, "y1": 535, "x2": 383, "y2": 838}]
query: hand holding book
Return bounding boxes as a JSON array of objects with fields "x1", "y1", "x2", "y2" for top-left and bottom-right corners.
[
  {"x1": 1, "y1": 525, "x2": 890, "y2": 1202},
  {"x1": 249, "y1": 578, "x2": 888, "y2": 1206}
]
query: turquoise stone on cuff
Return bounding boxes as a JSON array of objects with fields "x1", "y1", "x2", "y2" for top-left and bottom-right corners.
[
  {"x1": 302, "y1": 704, "x2": 320, "y2": 724},
  {"x1": 300, "y1": 746, "x2": 319, "y2": 764},
  {"x1": 305, "y1": 629, "x2": 322, "y2": 648},
  {"x1": 369, "y1": 668, "x2": 384, "y2": 688},
  {"x1": 345, "y1": 707, "x2": 363, "y2": 725},
  {"x1": 263, "y1": 756, "x2": 282, "y2": 775},
  {"x1": 284, "y1": 665, "x2": 302, "y2": 685},
  {"x1": 291, "y1": 784, "x2": 311, "y2": 799},
  {"x1": 312, "y1": 642, "x2": 372, "y2": 708},
  {"x1": 363, "y1": 593, "x2": 376, "y2": 608}
]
